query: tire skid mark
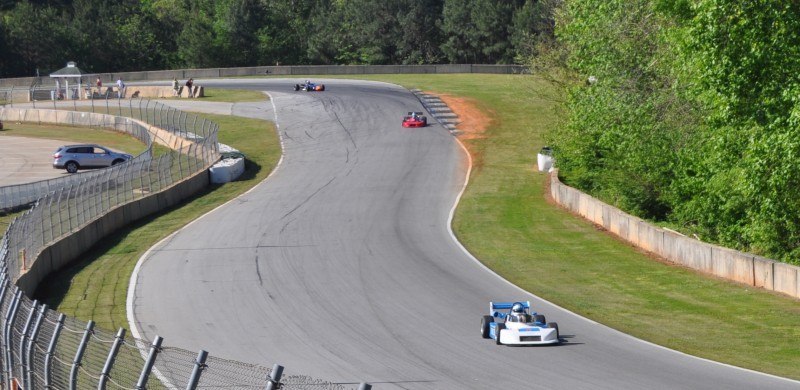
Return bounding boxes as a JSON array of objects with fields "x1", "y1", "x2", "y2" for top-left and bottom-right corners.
[{"x1": 280, "y1": 176, "x2": 336, "y2": 220}]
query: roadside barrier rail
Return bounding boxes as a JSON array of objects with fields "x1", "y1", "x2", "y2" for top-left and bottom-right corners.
[
  {"x1": 0, "y1": 98, "x2": 364, "y2": 387},
  {"x1": 0, "y1": 107, "x2": 153, "y2": 212},
  {"x1": 549, "y1": 169, "x2": 800, "y2": 300}
]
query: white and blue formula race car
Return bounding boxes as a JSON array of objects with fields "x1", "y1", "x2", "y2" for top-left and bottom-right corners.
[{"x1": 481, "y1": 301, "x2": 560, "y2": 345}]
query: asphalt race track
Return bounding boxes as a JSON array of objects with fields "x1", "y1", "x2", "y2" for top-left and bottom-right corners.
[{"x1": 129, "y1": 79, "x2": 800, "y2": 389}]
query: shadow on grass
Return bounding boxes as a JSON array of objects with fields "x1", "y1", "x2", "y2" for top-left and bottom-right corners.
[{"x1": 33, "y1": 159, "x2": 263, "y2": 309}]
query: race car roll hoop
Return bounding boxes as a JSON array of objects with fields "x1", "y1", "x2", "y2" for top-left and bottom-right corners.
[
  {"x1": 481, "y1": 301, "x2": 561, "y2": 346},
  {"x1": 294, "y1": 80, "x2": 325, "y2": 91}
]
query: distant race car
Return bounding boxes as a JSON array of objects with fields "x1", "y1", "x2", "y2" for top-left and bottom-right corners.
[
  {"x1": 402, "y1": 112, "x2": 427, "y2": 127},
  {"x1": 481, "y1": 301, "x2": 560, "y2": 345},
  {"x1": 294, "y1": 81, "x2": 325, "y2": 92}
]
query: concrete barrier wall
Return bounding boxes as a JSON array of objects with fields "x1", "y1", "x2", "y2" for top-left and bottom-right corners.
[
  {"x1": 0, "y1": 64, "x2": 528, "y2": 87},
  {"x1": 16, "y1": 172, "x2": 209, "y2": 296},
  {"x1": 1, "y1": 106, "x2": 215, "y2": 295},
  {"x1": 549, "y1": 170, "x2": 800, "y2": 300}
]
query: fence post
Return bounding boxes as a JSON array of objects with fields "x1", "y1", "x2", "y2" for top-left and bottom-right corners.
[
  {"x1": 0, "y1": 275, "x2": 9, "y2": 377},
  {"x1": 185, "y1": 349, "x2": 208, "y2": 390},
  {"x1": 97, "y1": 328, "x2": 125, "y2": 390},
  {"x1": 3, "y1": 289, "x2": 23, "y2": 390},
  {"x1": 25, "y1": 303, "x2": 47, "y2": 390},
  {"x1": 44, "y1": 313, "x2": 65, "y2": 389},
  {"x1": 358, "y1": 383, "x2": 372, "y2": 390},
  {"x1": 265, "y1": 363, "x2": 283, "y2": 390},
  {"x1": 135, "y1": 335, "x2": 163, "y2": 389},
  {"x1": 69, "y1": 320, "x2": 94, "y2": 390},
  {"x1": 18, "y1": 299, "x2": 39, "y2": 387},
  {"x1": 41, "y1": 194, "x2": 49, "y2": 246}
]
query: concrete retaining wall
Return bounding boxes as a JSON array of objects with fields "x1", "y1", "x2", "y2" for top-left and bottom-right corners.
[
  {"x1": 0, "y1": 64, "x2": 528, "y2": 87},
  {"x1": 16, "y1": 172, "x2": 209, "y2": 296},
  {"x1": 549, "y1": 170, "x2": 800, "y2": 300},
  {"x1": 1, "y1": 106, "x2": 215, "y2": 295}
]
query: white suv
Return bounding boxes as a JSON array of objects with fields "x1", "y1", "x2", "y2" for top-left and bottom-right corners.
[{"x1": 53, "y1": 144, "x2": 133, "y2": 173}]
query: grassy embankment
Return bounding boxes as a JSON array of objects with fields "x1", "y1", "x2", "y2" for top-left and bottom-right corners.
[
  {"x1": 0, "y1": 123, "x2": 149, "y2": 230},
  {"x1": 28, "y1": 79, "x2": 800, "y2": 379},
  {"x1": 0, "y1": 90, "x2": 280, "y2": 329}
]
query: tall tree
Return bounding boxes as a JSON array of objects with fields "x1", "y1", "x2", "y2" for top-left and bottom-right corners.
[
  {"x1": 510, "y1": 0, "x2": 559, "y2": 61},
  {"x1": 177, "y1": 0, "x2": 220, "y2": 67},
  {"x1": 395, "y1": 0, "x2": 444, "y2": 64},
  {"x1": 4, "y1": 2, "x2": 71, "y2": 75},
  {"x1": 214, "y1": 0, "x2": 265, "y2": 66},
  {"x1": 441, "y1": 0, "x2": 520, "y2": 63}
]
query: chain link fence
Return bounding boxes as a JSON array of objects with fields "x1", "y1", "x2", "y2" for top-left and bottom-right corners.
[
  {"x1": 0, "y1": 108, "x2": 154, "y2": 211},
  {"x1": 0, "y1": 96, "x2": 369, "y2": 388}
]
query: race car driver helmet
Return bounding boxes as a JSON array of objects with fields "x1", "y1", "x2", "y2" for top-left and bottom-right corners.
[{"x1": 511, "y1": 302, "x2": 525, "y2": 314}]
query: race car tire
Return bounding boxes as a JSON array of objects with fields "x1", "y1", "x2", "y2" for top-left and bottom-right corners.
[
  {"x1": 548, "y1": 322, "x2": 560, "y2": 340},
  {"x1": 319, "y1": 85, "x2": 325, "y2": 91},
  {"x1": 294, "y1": 84, "x2": 300, "y2": 91},
  {"x1": 481, "y1": 316, "x2": 493, "y2": 339},
  {"x1": 495, "y1": 323, "x2": 505, "y2": 345},
  {"x1": 534, "y1": 314, "x2": 546, "y2": 324}
]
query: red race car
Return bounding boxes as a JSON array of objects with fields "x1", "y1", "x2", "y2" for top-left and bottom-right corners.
[{"x1": 402, "y1": 112, "x2": 427, "y2": 128}]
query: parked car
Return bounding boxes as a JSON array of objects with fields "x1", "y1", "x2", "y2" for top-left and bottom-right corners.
[{"x1": 52, "y1": 144, "x2": 133, "y2": 173}]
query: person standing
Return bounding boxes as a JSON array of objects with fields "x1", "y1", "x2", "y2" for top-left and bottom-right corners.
[
  {"x1": 185, "y1": 78, "x2": 194, "y2": 98},
  {"x1": 172, "y1": 78, "x2": 180, "y2": 97},
  {"x1": 95, "y1": 77, "x2": 102, "y2": 98},
  {"x1": 116, "y1": 78, "x2": 125, "y2": 98}
]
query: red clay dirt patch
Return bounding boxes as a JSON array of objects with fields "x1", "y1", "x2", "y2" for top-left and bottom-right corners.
[
  {"x1": 430, "y1": 92, "x2": 493, "y2": 172},
  {"x1": 433, "y1": 93, "x2": 492, "y2": 141}
]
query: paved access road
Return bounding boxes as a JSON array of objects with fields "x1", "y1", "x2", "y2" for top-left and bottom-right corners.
[
  {"x1": 0, "y1": 136, "x2": 69, "y2": 186},
  {"x1": 129, "y1": 79, "x2": 799, "y2": 389}
]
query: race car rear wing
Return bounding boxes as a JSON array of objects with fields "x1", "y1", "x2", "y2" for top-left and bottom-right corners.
[{"x1": 490, "y1": 301, "x2": 531, "y2": 318}]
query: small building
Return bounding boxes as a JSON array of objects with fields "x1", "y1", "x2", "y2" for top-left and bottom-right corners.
[{"x1": 49, "y1": 61, "x2": 87, "y2": 100}]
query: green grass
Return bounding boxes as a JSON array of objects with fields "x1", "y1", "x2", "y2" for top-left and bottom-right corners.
[
  {"x1": 0, "y1": 123, "x2": 150, "y2": 234},
  {"x1": 33, "y1": 113, "x2": 281, "y2": 331},
  {"x1": 29, "y1": 75, "x2": 800, "y2": 379},
  {"x1": 0, "y1": 210, "x2": 25, "y2": 236},
  {"x1": 198, "y1": 88, "x2": 267, "y2": 102},
  {"x1": 0, "y1": 122, "x2": 147, "y2": 155},
  {"x1": 275, "y1": 74, "x2": 800, "y2": 378}
]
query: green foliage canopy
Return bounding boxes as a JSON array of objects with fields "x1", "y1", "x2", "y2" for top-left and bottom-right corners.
[{"x1": 549, "y1": 0, "x2": 800, "y2": 264}]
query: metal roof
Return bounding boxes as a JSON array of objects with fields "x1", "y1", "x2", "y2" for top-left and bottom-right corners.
[{"x1": 49, "y1": 62, "x2": 86, "y2": 78}]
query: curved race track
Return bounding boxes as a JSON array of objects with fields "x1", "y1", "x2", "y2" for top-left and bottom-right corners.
[{"x1": 129, "y1": 79, "x2": 799, "y2": 389}]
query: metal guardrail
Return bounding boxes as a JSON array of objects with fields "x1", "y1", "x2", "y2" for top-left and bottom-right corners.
[
  {"x1": 0, "y1": 99, "x2": 367, "y2": 388},
  {"x1": 0, "y1": 64, "x2": 529, "y2": 88},
  {"x1": 0, "y1": 108, "x2": 154, "y2": 212}
]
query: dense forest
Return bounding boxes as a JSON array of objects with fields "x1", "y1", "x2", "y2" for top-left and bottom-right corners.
[
  {"x1": 0, "y1": 0, "x2": 556, "y2": 77},
  {"x1": 549, "y1": 0, "x2": 800, "y2": 265},
  {"x1": 2, "y1": 0, "x2": 799, "y2": 265}
]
